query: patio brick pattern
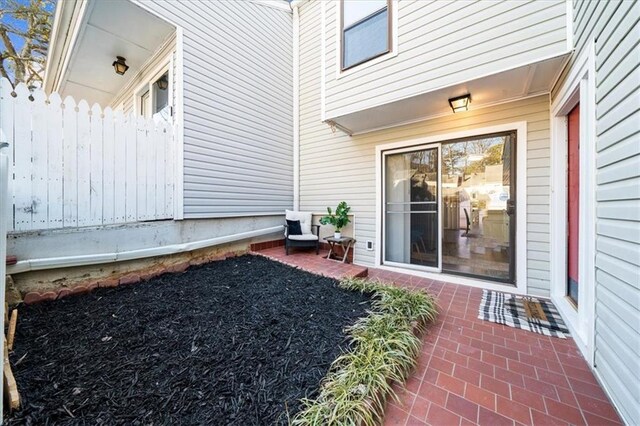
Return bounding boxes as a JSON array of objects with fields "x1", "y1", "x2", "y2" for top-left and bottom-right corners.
[
  {"x1": 252, "y1": 246, "x2": 367, "y2": 280},
  {"x1": 255, "y1": 247, "x2": 623, "y2": 425}
]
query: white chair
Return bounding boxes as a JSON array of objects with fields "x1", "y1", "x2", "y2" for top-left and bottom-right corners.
[{"x1": 284, "y1": 210, "x2": 320, "y2": 255}]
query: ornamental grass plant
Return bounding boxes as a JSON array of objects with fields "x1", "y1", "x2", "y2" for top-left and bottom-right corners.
[{"x1": 292, "y1": 278, "x2": 438, "y2": 426}]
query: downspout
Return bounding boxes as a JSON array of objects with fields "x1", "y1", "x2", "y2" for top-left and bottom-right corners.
[{"x1": 292, "y1": 2, "x2": 300, "y2": 210}]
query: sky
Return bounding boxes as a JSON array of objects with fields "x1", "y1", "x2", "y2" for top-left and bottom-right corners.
[
  {"x1": 0, "y1": 0, "x2": 55, "y2": 81},
  {"x1": 1, "y1": 0, "x2": 56, "y2": 54}
]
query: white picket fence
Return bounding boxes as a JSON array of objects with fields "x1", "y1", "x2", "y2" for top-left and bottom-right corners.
[{"x1": 0, "y1": 78, "x2": 174, "y2": 232}]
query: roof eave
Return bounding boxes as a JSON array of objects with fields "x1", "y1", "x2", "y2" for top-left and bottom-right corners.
[{"x1": 43, "y1": 0, "x2": 87, "y2": 94}]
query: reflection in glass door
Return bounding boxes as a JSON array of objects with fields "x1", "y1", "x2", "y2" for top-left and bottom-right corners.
[
  {"x1": 384, "y1": 146, "x2": 440, "y2": 270},
  {"x1": 382, "y1": 132, "x2": 517, "y2": 283},
  {"x1": 567, "y1": 104, "x2": 580, "y2": 305},
  {"x1": 441, "y1": 132, "x2": 516, "y2": 282}
]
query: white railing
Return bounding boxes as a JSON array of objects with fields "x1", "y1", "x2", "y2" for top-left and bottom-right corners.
[{"x1": 0, "y1": 78, "x2": 174, "y2": 232}]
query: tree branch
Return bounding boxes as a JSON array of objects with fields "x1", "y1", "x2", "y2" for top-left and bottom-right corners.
[{"x1": 0, "y1": 0, "x2": 52, "y2": 88}]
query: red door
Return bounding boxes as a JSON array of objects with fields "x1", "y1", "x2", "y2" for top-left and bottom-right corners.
[{"x1": 567, "y1": 104, "x2": 580, "y2": 304}]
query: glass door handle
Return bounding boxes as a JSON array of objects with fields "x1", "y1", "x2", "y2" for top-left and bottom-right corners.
[{"x1": 506, "y1": 200, "x2": 515, "y2": 216}]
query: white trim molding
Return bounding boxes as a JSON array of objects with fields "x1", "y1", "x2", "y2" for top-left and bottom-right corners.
[
  {"x1": 293, "y1": 4, "x2": 300, "y2": 210},
  {"x1": 43, "y1": 0, "x2": 90, "y2": 94},
  {"x1": 173, "y1": 27, "x2": 185, "y2": 220},
  {"x1": 549, "y1": 40, "x2": 597, "y2": 364},
  {"x1": 375, "y1": 122, "x2": 528, "y2": 294},
  {"x1": 131, "y1": 54, "x2": 172, "y2": 119},
  {"x1": 565, "y1": 0, "x2": 574, "y2": 53},
  {"x1": 334, "y1": 0, "x2": 400, "y2": 80}
]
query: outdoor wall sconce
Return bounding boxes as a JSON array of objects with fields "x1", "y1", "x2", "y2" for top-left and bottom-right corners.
[
  {"x1": 156, "y1": 76, "x2": 168, "y2": 90},
  {"x1": 448, "y1": 94, "x2": 471, "y2": 113},
  {"x1": 112, "y1": 56, "x2": 129, "y2": 75}
]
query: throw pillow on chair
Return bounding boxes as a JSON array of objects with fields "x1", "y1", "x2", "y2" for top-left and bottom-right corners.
[{"x1": 286, "y1": 219, "x2": 303, "y2": 235}]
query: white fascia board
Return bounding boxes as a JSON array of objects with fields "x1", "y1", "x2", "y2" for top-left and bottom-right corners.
[
  {"x1": 250, "y1": 0, "x2": 293, "y2": 12},
  {"x1": 43, "y1": 0, "x2": 88, "y2": 94},
  {"x1": 42, "y1": 0, "x2": 68, "y2": 92},
  {"x1": 293, "y1": 5, "x2": 300, "y2": 210}
]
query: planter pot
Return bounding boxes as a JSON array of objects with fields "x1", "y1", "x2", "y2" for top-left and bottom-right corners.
[{"x1": 334, "y1": 232, "x2": 341, "y2": 240}]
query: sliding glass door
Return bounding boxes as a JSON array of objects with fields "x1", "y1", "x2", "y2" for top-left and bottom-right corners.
[
  {"x1": 382, "y1": 132, "x2": 517, "y2": 283},
  {"x1": 384, "y1": 146, "x2": 440, "y2": 271}
]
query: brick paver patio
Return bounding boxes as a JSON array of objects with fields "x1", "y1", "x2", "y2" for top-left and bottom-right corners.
[
  {"x1": 253, "y1": 245, "x2": 368, "y2": 280},
  {"x1": 254, "y1": 246, "x2": 623, "y2": 425}
]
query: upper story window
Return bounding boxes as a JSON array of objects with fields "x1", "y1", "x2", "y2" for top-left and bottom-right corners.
[{"x1": 342, "y1": 0, "x2": 391, "y2": 70}]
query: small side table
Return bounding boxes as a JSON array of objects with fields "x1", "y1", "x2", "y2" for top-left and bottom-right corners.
[{"x1": 324, "y1": 236, "x2": 356, "y2": 263}]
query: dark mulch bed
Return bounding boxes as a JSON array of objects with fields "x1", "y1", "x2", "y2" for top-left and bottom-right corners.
[{"x1": 5, "y1": 255, "x2": 370, "y2": 425}]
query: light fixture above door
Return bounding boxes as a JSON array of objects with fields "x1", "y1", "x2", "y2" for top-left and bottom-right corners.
[
  {"x1": 112, "y1": 56, "x2": 129, "y2": 75},
  {"x1": 448, "y1": 94, "x2": 471, "y2": 113}
]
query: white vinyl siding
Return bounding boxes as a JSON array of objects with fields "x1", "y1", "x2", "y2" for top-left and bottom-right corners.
[
  {"x1": 552, "y1": 1, "x2": 639, "y2": 424},
  {"x1": 134, "y1": 1, "x2": 293, "y2": 218},
  {"x1": 324, "y1": 0, "x2": 568, "y2": 119},
  {"x1": 299, "y1": 1, "x2": 552, "y2": 295}
]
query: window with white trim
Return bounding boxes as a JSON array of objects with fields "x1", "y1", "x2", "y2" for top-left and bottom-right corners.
[
  {"x1": 341, "y1": 0, "x2": 391, "y2": 70},
  {"x1": 135, "y1": 67, "x2": 171, "y2": 124}
]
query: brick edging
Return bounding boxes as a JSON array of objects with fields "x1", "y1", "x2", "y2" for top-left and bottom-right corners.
[{"x1": 22, "y1": 251, "x2": 244, "y2": 305}]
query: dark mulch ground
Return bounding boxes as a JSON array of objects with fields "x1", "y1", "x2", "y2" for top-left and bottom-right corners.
[{"x1": 5, "y1": 255, "x2": 370, "y2": 425}]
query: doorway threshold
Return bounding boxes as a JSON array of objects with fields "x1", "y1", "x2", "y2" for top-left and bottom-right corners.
[{"x1": 375, "y1": 264, "x2": 527, "y2": 295}]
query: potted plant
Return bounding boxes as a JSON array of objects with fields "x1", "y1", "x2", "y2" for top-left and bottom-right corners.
[{"x1": 320, "y1": 201, "x2": 351, "y2": 239}]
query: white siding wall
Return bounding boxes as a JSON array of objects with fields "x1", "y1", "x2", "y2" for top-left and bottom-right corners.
[
  {"x1": 552, "y1": 1, "x2": 640, "y2": 424},
  {"x1": 324, "y1": 0, "x2": 568, "y2": 119},
  {"x1": 135, "y1": 1, "x2": 294, "y2": 218},
  {"x1": 299, "y1": 1, "x2": 552, "y2": 296}
]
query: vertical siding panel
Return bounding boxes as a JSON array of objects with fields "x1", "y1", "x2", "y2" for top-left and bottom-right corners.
[
  {"x1": 46, "y1": 93, "x2": 64, "y2": 229},
  {"x1": 76, "y1": 100, "x2": 91, "y2": 226},
  {"x1": 13, "y1": 84, "x2": 32, "y2": 230}
]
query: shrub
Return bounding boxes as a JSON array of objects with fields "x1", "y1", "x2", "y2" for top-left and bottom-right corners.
[{"x1": 292, "y1": 278, "x2": 438, "y2": 425}]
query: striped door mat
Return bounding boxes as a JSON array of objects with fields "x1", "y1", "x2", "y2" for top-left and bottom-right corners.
[{"x1": 478, "y1": 290, "x2": 570, "y2": 338}]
